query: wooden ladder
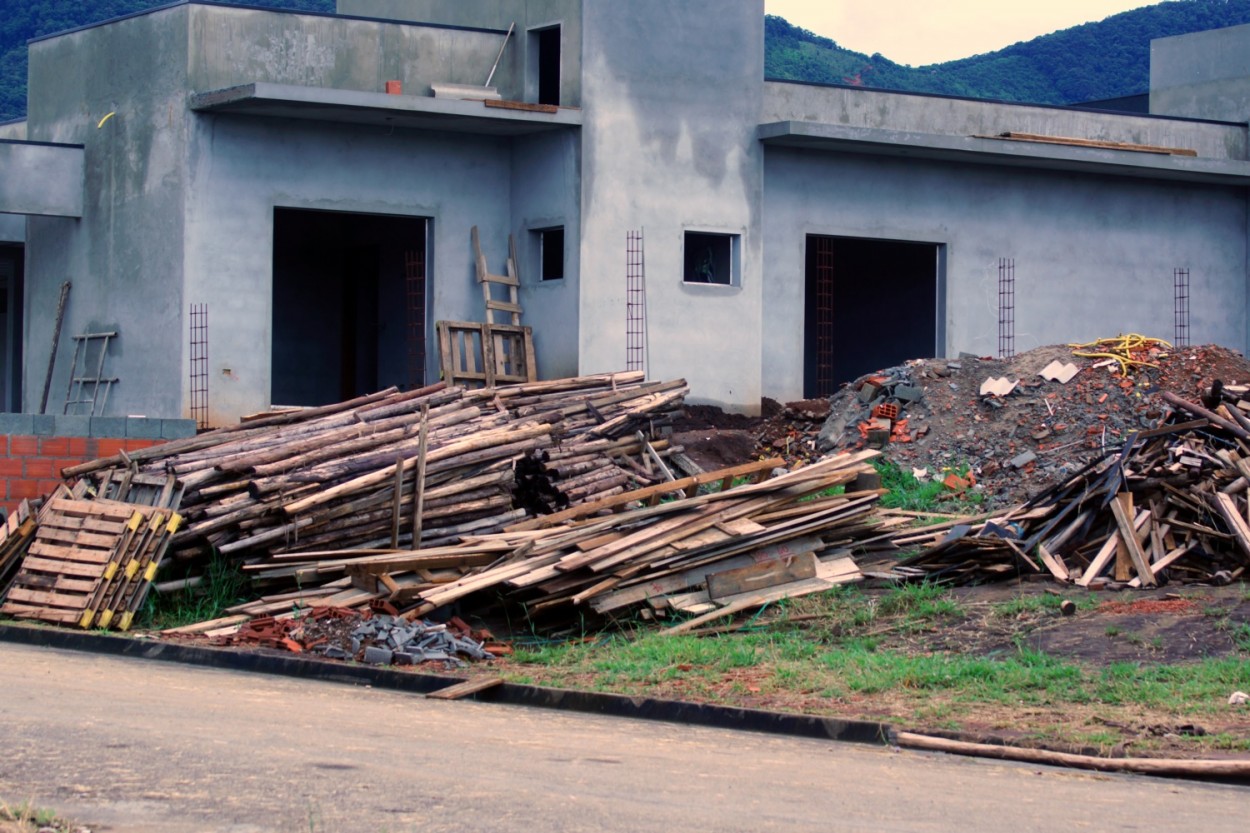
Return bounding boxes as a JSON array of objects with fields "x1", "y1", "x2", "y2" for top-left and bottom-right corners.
[
  {"x1": 471, "y1": 226, "x2": 523, "y2": 325},
  {"x1": 63, "y1": 331, "x2": 119, "y2": 416}
]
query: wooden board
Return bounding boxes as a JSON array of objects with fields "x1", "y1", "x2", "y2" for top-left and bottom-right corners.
[{"x1": 707, "y1": 551, "x2": 818, "y2": 600}]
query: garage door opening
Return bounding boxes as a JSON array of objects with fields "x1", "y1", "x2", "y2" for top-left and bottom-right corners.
[
  {"x1": 804, "y1": 235, "x2": 942, "y2": 398},
  {"x1": 272, "y1": 209, "x2": 427, "y2": 407},
  {"x1": 0, "y1": 245, "x2": 23, "y2": 413}
]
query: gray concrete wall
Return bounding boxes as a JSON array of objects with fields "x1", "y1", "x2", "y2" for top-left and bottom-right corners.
[
  {"x1": 0, "y1": 142, "x2": 83, "y2": 217},
  {"x1": 183, "y1": 114, "x2": 515, "y2": 423},
  {"x1": 764, "y1": 82, "x2": 1248, "y2": 160},
  {"x1": 340, "y1": 0, "x2": 583, "y2": 106},
  {"x1": 23, "y1": 6, "x2": 191, "y2": 418},
  {"x1": 1151, "y1": 22, "x2": 1250, "y2": 124},
  {"x1": 189, "y1": 3, "x2": 513, "y2": 100},
  {"x1": 0, "y1": 216, "x2": 22, "y2": 245},
  {"x1": 761, "y1": 147, "x2": 1249, "y2": 401},
  {"x1": 511, "y1": 129, "x2": 581, "y2": 380},
  {"x1": 578, "y1": 0, "x2": 765, "y2": 413}
]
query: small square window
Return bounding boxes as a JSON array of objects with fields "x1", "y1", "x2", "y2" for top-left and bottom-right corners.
[
  {"x1": 684, "y1": 231, "x2": 737, "y2": 286},
  {"x1": 534, "y1": 227, "x2": 564, "y2": 281}
]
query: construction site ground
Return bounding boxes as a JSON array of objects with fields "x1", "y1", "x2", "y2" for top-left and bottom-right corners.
[{"x1": 496, "y1": 343, "x2": 1250, "y2": 760}]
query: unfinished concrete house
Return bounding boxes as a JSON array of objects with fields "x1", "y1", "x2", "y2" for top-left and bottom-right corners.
[{"x1": 0, "y1": 0, "x2": 1249, "y2": 435}]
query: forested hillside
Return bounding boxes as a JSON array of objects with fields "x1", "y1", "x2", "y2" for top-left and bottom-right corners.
[
  {"x1": 766, "y1": 0, "x2": 1250, "y2": 104},
  {"x1": 4, "y1": 0, "x2": 1250, "y2": 122}
]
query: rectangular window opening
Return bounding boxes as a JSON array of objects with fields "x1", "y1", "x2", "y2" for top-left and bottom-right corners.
[
  {"x1": 535, "y1": 226, "x2": 565, "y2": 281},
  {"x1": 683, "y1": 231, "x2": 738, "y2": 286}
]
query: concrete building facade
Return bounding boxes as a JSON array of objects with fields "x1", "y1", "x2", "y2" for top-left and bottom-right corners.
[{"x1": 1, "y1": 2, "x2": 1249, "y2": 423}]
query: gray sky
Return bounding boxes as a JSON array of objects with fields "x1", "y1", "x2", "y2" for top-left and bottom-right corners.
[{"x1": 764, "y1": 0, "x2": 1157, "y2": 65}]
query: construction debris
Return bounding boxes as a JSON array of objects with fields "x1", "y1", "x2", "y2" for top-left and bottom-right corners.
[{"x1": 885, "y1": 393, "x2": 1250, "y2": 588}]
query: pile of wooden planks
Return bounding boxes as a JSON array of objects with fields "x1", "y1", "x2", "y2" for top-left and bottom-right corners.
[
  {"x1": 49, "y1": 373, "x2": 688, "y2": 605},
  {"x1": 0, "y1": 488, "x2": 181, "y2": 629},
  {"x1": 277, "y1": 450, "x2": 886, "y2": 631},
  {"x1": 886, "y1": 394, "x2": 1250, "y2": 588}
]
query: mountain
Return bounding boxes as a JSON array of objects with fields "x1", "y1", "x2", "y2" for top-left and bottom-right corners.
[
  {"x1": 4, "y1": 0, "x2": 1250, "y2": 122},
  {"x1": 765, "y1": 0, "x2": 1250, "y2": 105}
]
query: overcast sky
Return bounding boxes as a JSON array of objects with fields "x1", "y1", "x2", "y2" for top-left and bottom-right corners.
[{"x1": 764, "y1": 0, "x2": 1159, "y2": 66}]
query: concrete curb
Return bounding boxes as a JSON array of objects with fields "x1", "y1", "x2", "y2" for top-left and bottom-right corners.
[{"x1": 0, "y1": 623, "x2": 891, "y2": 746}]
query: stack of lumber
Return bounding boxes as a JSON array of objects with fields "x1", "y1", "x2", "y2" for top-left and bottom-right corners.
[
  {"x1": 0, "y1": 485, "x2": 181, "y2": 630},
  {"x1": 886, "y1": 394, "x2": 1250, "y2": 588},
  {"x1": 51, "y1": 373, "x2": 688, "y2": 604},
  {"x1": 291, "y1": 450, "x2": 884, "y2": 631},
  {"x1": 0, "y1": 499, "x2": 36, "y2": 597}
]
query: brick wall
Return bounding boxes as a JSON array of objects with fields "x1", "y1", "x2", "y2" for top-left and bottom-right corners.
[{"x1": 0, "y1": 414, "x2": 197, "y2": 517}]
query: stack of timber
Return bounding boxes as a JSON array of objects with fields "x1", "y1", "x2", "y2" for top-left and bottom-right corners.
[
  {"x1": 311, "y1": 450, "x2": 885, "y2": 632},
  {"x1": 885, "y1": 393, "x2": 1250, "y2": 588},
  {"x1": 49, "y1": 373, "x2": 688, "y2": 609}
]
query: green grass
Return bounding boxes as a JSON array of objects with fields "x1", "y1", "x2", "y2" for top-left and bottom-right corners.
[
  {"x1": 992, "y1": 594, "x2": 1093, "y2": 618},
  {"x1": 508, "y1": 628, "x2": 1250, "y2": 720},
  {"x1": 873, "y1": 459, "x2": 983, "y2": 513},
  {"x1": 138, "y1": 552, "x2": 250, "y2": 630},
  {"x1": 0, "y1": 799, "x2": 65, "y2": 832}
]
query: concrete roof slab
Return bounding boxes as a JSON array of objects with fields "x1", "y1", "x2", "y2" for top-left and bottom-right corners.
[
  {"x1": 0, "y1": 139, "x2": 84, "y2": 217},
  {"x1": 190, "y1": 82, "x2": 581, "y2": 136},
  {"x1": 759, "y1": 120, "x2": 1250, "y2": 187}
]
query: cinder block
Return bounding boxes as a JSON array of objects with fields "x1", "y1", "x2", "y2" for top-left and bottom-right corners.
[
  {"x1": 52, "y1": 415, "x2": 91, "y2": 437},
  {"x1": 30, "y1": 415, "x2": 56, "y2": 436},
  {"x1": 125, "y1": 418, "x2": 165, "y2": 440},
  {"x1": 161, "y1": 419, "x2": 198, "y2": 440},
  {"x1": 89, "y1": 416, "x2": 129, "y2": 439},
  {"x1": 0, "y1": 414, "x2": 35, "y2": 436}
]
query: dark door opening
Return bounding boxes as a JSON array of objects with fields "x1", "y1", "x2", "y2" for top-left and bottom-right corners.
[
  {"x1": 535, "y1": 26, "x2": 561, "y2": 105},
  {"x1": 272, "y1": 209, "x2": 427, "y2": 407},
  {"x1": 0, "y1": 245, "x2": 23, "y2": 413},
  {"x1": 804, "y1": 235, "x2": 940, "y2": 398}
]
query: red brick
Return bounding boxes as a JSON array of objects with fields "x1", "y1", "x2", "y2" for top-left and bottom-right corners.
[
  {"x1": 125, "y1": 439, "x2": 163, "y2": 452},
  {"x1": 54, "y1": 458, "x2": 89, "y2": 477},
  {"x1": 84, "y1": 438, "x2": 99, "y2": 459},
  {"x1": 0, "y1": 458, "x2": 23, "y2": 477},
  {"x1": 9, "y1": 436, "x2": 37, "y2": 456},
  {"x1": 39, "y1": 437, "x2": 71, "y2": 456},
  {"x1": 24, "y1": 458, "x2": 59, "y2": 478},
  {"x1": 35, "y1": 479, "x2": 62, "y2": 495},
  {"x1": 9, "y1": 480, "x2": 42, "y2": 500},
  {"x1": 66, "y1": 437, "x2": 89, "y2": 457},
  {"x1": 95, "y1": 439, "x2": 126, "y2": 458},
  {"x1": 0, "y1": 436, "x2": 8, "y2": 456}
]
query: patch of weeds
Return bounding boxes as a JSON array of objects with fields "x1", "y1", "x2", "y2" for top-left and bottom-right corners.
[
  {"x1": 1105, "y1": 625, "x2": 1122, "y2": 638},
  {"x1": 138, "y1": 551, "x2": 250, "y2": 630},
  {"x1": 992, "y1": 594, "x2": 1092, "y2": 618},
  {"x1": 878, "y1": 583, "x2": 964, "y2": 622},
  {"x1": 1192, "y1": 732, "x2": 1250, "y2": 751},
  {"x1": 874, "y1": 459, "x2": 947, "y2": 512},
  {"x1": 0, "y1": 800, "x2": 70, "y2": 832},
  {"x1": 1229, "y1": 622, "x2": 1250, "y2": 652}
]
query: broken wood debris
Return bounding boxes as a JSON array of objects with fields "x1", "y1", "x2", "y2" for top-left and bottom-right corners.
[{"x1": 885, "y1": 396, "x2": 1250, "y2": 588}]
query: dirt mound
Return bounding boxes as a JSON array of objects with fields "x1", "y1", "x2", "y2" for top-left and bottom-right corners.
[{"x1": 816, "y1": 342, "x2": 1250, "y2": 507}]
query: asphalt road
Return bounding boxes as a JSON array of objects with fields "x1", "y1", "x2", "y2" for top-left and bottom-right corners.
[{"x1": 0, "y1": 641, "x2": 1245, "y2": 833}]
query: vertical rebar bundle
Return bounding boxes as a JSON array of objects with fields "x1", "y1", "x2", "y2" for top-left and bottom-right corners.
[
  {"x1": 626, "y1": 230, "x2": 647, "y2": 373},
  {"x1": 189, "y1": 304, "x2": 208, "y2": 431},
  {"x1": 406, "y1": 247, "x2": 427, "y2": 390},
  {"x1": 998, "y1": 258, "x2": 1015, "y2": 360},
  {"x1": 1174, "y1": 268, "x2": 1191, "y2": 348},
  {"x1": 814, "y1": 237, "x2": 836, "y2": 397}
]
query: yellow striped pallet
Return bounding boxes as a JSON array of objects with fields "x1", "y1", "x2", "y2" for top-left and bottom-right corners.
[{"x1": 0, "y1": 497, "x2": 181, "y2": 630}]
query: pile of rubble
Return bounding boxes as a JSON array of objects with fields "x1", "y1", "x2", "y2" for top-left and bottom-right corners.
[{"x1": 815, "y1": 343, "x2": 1250, "y2": 507}]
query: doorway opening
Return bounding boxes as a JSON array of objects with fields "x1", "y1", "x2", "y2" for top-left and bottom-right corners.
[
  {"x1": 0, "y1": 245, "x2": 23, "y2": 413},
  {"x1": 531, "y1": 25, "x2": 561, "y2": 105},
  {"x1": 271, "y1": 209, "x2": 427, "y2": 407},
  {"x1": 804, "y1": 235, "x2": 941, "y2": 398}
]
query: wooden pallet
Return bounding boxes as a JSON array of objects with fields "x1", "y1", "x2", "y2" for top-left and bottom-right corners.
[
  {"x1": 436, "y1": 320, "x2": 536, "y2": 388},
  {"x1": 0, "y1": 497, "x2": 182, "y2": 630},
  {"x1": 0, "y1": 500, "x2": 37, "y2": 598}
]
